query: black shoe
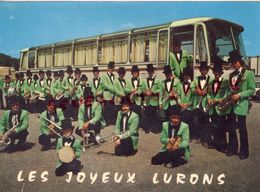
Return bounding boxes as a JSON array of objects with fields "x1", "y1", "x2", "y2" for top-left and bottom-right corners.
[
  {"x1": 238, "y1": 154, "x2": 248, "y2": 160},
  {"x1": 144, "y1": 129, "x2": 150, "y2": 134},
  {"x1": 226, "y1": 151, "x2": 237, "y2": 156},
  {"x1": 202, "y1": 142, "x2": 214, "y2": 149}
]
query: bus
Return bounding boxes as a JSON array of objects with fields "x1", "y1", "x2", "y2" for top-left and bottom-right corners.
[{"x1": 19, "y1": 17, "x2": 247, "y2": 78}]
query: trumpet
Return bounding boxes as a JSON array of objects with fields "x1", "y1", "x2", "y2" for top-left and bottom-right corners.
[
  {"x1": 0, "y1": 125, "x2": 17, "y2": 148},
  {"x1": 218, "y1": 94, "x2": 237, "y2": 112},
  {"x1": 160, "y1": 88, "x2": 179, "y2": 106},
  {"x1": 195, "y1": 84, "x2": 209, "y2": 110},
  {"x1": 166, "y1": 136, "x2": 181, "y2": 152},
  {"x1": 204, "y1": 99, "x2": 220, "y2": 113}
]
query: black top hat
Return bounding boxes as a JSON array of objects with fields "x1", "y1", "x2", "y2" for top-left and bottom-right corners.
[
  {"x1": 61, "y1": 119, "x2": 73, "y2": 130},
  {"x1": 26, "y1": 70, "x2": 32, "y2": 76},
  {"x1": 172, "y1": 38, "x2": 181, "y2": 46},
  {"x1": 5, "y1": 75, "x2": 10, "y2": 80},
  {"x1": 19, "y1": 72, "x2": 24, "y2": 77},
  {"x1": 66, "y1": 66, "x2": 73, "y2": 73},
  {"x1": 39, "y1": 70, "x2": 44, "y2": 75},
  {"x1": 46, "y1": 97, "x2": 55, "y2": 105},
  {"x1": 118, "y1": 67, "x2": 126, "y2": 74},
  {"x1": 46, "y1": 70, "x2": 52, "y2": 76},
  {"x1": 168, "y1": 105, "x2": 182, "y2": 117},
  {"x1": 212, "y1": 64, "x2": 223, "y2": 74},
  {"x1": 10, "y1": 96, "x2": 20, "y2": 105},
  {"x1": 92, "y1": 66, "x2": 100, "y2": 72},
  {"x1": 74, "y1": 68, "x2": 81, "y2": 74},
  {"x1": 146, "y1": 64, "x2": 155, "y2": 72},
  {"x1": 33, "y1": 74, "x2": 39, "y2": 80},
  {"x1": 163, "y1": 65, "x2": 172, "y2": 74},
  {"x1": 59, "y1": 70, "x2": 64, "y2": 76},
  {"x1": 199, "y1": 61, "x2": 209, "y2": 69},
  {"x1": 83, "y1": 87, "x2": 94, "y2": 99},
  {"x1": 131, "y1": 65, "x2": 139, "y2": 73},
  {"x1": 80, "y1": 74, "x2": 88, "y2": 81},
  {"x1": 108, "y1": 61, "x2": 115, "y2": 68},
  {"x1": 53, "y1": 71, "x2": 59, "y2": 77},
  {"x1": 182, "y1": 67, "x2": 193, "y2": 77},
  {"x1": 120, "y1": 96, "x2": 132, "y2": 105},
  {"x1": 228, "y1": 49, "x2": 243, "y2": 63}
]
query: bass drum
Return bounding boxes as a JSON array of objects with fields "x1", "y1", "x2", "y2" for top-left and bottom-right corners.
[{"x1": 58, "y1": 146, "x2": 75, "y2": 163}]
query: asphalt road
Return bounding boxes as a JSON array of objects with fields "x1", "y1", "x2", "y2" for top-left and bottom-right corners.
[{"x1": 0, "y1": 103, "x2": 260, "y2": 192}]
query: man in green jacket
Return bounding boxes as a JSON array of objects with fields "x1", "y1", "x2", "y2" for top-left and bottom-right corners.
[
  {"x1": 90, "y1": 66, "x2": 103, "y2": 104},
  {"x1": 226, "y1": 50, "x2": 256, "y2": 159},
  {"x1": 114, "y1": 96, "x2": 139, "y2": 156},
  {"x1": 38, "y1": 98, "x2": 64, "y2": 151},
  {"x1": 0, "y1": 96, "x2": 29, "y2": 152},
  {"x1": 151, "y1": 105, "x2": 190, "y2": 166},
  {"x1": 2, "y1": 75, "x2": 14, "y2": 109},
  {"x1": 55, "y1": 119, "x2": 82, "y2": 176},
  {"x1": 23, "y1": 70, "x2": 34, "y2": 112}
]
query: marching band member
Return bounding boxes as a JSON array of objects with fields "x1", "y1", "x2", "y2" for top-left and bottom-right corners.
[
  {"x1": 141, "y1": 64, "x2": 161, "y2": 133},
  {"x1": 151, "y1": 105, "x2": 190, "y2": 166},
  {"x1": 2, "y1": 75, "x2": 14, "y2": 109},
  {"x1": 55, "y1": 119, "x2": 82, "y2": 176},
  {"x1": 13, "y1": 73, "x2": 20, "y2": 93},
  {"x1": 76, "y1": 74, "x2": 89, "y2": 103},
  {"x1": 225, "y1": 50, "x2": 256, "y2": 159},
  {"x1": 169, "y1": 38, "x2": 192, "y2": 79},
  {"x1": 192, "y1": 61, "x2": 211, "y2": 146},
  {"x1": 71, "y1": 68, "x2": 81, "y2": 119},
  {"x1": 159, "y1": 65, "x2": 181, "y2": 121},
  {"x1": 23, "y1": 70, "x2": 34, "y2": 112},
  {"x1": 114, "y1": 67, "x2": 128, "y2": 112},
  {"x1": 76, "y1": 87, "x2": 105, "y2": 145},
  {"x1": 38, "y1": 98, "x2": 64, "y2": 151},
  {"x1": 206, "y1": 63, "x2": 229, "y2": 153},
  {"x1": 0, "y1": 96, "x2": 29, "y2": 152},
  {"x1": 45, "y1": 70, "x2": 53, "y2": 97},
  {"x1": 101, "y1": 61, "x2": 116, "y2": 125},
  {"x1": 114, "y1": 96, "x2": 139, "y2": 156},
  {"x1": 52, "y1": 71, "x2": 62, "y2": 101},
  {"x1": 35, "y1": 70, "x2": 47, "y2": 113},
  {"x1": 90, "y1": 66, "x2": 103, "y2": 103},
  {"x1": 17, "y1": 72, "x2": 26, "y2": 108},
  {"x1": 126, "y1": 65, "x2": 143, "y2": 126}
]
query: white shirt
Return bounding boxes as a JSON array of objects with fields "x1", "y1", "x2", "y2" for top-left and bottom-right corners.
[
  {"x1": 232, "y1": 67, "x2": 242, "y2": 86},
  {"x1": 166, "y1": 78, "x2": 172, "y2": 92},
  {"x1": 94, "y1": 78, "x2": 99, "y2": 88},
  {"x1": 40, "y1": 79, "x2": 44, "y2": 87},
  {"x1": 122, "y1": 111, "x2": 130, "y2": 132},
  {"x1": 177, "y1": 53, "x2": 181, "y2": 60},
  {"x1": 200, "y1": 76, "x2": 208, "y2": 89},
  {"x1": 12, "y1": 114, "x2": 19, "y2": 127}
]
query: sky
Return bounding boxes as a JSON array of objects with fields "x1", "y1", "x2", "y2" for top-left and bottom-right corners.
[{"x1": 0, "y1": 1, "x2": 260, "y2": 59}]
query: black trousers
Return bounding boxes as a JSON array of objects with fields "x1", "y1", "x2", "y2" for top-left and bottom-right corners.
[
  {"x1": 55, "y1": 159, "x2": 81, "y2": 176},
  {"x1": 227, "y1": 113, "x2": 249, "y2": 156},
  {"x1": 103, "y1": 100, "x2": 116, "y2": 125},
  {"x1": 35, "y1": 99, "x2": 46, "y2": 114},
  {"x1": 38, "y1": 134, "x2": 58, "y2": 148},
  {"x1": 151, "y1": 149, "x2": 186, "y2": 165},
  {"x1": 193, "y1": 108, "x2": 210, "y2": 141},
  {"x1": 114, "y1": 137, "x2": 135, "y2": 156},
  {"x1": 8, "y1": 129, "x2": 29, "y2": 145},
  {"x1": 75, "y1": 122, "x2": 101, "y2": 137},
  {"x1": 143, "y1": 106, "x2": 161, "y2": 132},
  {"x1": 181, "y1": 110, "x2": 196, "y2": 138}
]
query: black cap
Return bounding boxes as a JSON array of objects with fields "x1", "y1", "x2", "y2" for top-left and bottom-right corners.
[
  {"x1": 10, "y1": 96, "x2": 20, "y2": 106},
  {"x1": 61, "y1": 119, "x2": 73, "y2": 130},
  {"x1": 212, "y1": 64, "x2": 223, "y2": 74},
  {"x1": 120, "y1": 96, "x2": 132, "y2": 105},
  {"x1": 92, "y1": 66, "x2": 100, "y2": 72},
  {"x1": 66, "y1": 66, "x2": 73, "y2": 73},
  {"x1": 199, "y1": 61, "x2": 209, "y2": 69},
  {"x1": 46, "y1": 97, "x2": 56, "y2": 106},
  {"x1": 182, "y1": 67, "x2": 193, "y2": 77},
  {"x1": 163, "y1": 65, "x2": 172, "y2": 74},
  {"x1": 118, "y1": 67, "x2": 126, "y2": 74},
  {"x1": 228, "y1": 49, "x2": 243, "y2": 63},
  {"x1": 26, "y1": 70, "x2": 32, "y2": 76},
  {"x1": 19, "y1": 72, "x2": 24, "y2": 77},
  {"x1": 74, "y1": 68, "x2": 81, "y2": 74},
  {"x1": 5, "y1": 75, "x2": 10, "y2": 80},
  {"x1": 39, "y1": 70, "x2": 44, "y2": 75},
  {"x1": 131, "y1": 65, "x2": 139, "y2": 73},
  {"x1": 59, "y1": 70, "x2": 64, "y2": 76},
  {"x1": 80, "y1": 74, "x2": 88, "y2": 81},
  {"x1": 83, "y1": 87, "x2": 94, "y2": 99},
  {"x1": 168, "y1": 105, "x2": 182, "y2": 117},
  {"x1": 33, "y1": 74, "x2": 39, "y2": 80},
  {"x1": 108, "y1": 61, "x2": 115, "y2": 68},
  {"x1": 146, "y1": 64, "x2": 155, "y2": 72},
  {"x1": 53, "y1": 71, "x2": 59, "y2": 77},
  {"x1": 46, "y1": 70, "x2": 52, "y2": 76}
]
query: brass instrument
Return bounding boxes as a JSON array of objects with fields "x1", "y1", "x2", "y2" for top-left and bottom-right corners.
[
  {"x1": 218, "y1": 94, "x2": 237, "y2": 112},
  {"x1": 166, "y1": 136, "x2": 182, "y2": 152},
  {"x1": 30, "y1": 91, "x2": 45, "y2": 101},
  {"x1": 0, "y1": 125, "x2": 17, "y2": 149},
  {"x1": 195, "y1": 83, "x2": 210, "y2": 110},
  {"x1": 204, "y1": 99, "x2": 220, "y2": 113},
  {"x1": 160, "y1": 88, "x2": 179, "y2": 106}
]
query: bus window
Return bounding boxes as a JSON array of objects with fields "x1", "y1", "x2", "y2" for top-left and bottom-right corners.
[
  {"x1": 195, "y1": 25, "x2": 208, "y2": 65},
  {"x1": 158, "y1": 30, "x2": 168, "y2": 65},
  {"x1": 54, "y1": 46, "x2": 72, "y2": 67}
]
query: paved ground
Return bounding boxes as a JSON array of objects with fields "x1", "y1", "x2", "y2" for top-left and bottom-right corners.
[{"x1": 0, "y1": 103, "x2": 260, "y2": 192}]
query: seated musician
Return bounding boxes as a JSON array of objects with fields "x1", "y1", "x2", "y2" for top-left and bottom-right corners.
[
  {"x1": 38, "y1": 98, "x2": 65, "y2": 151},
  {"x1": 76, "y1": 87, "x2": 105, "y2": 145},
  {"x1": 151, "y1": 105, "x2": 190, "y2": 167},
  {"x1": 114, "y1": 96, "x2": 139, "y2": 156},
  {"x1": 0, "y1": 96, "x2": 29, "y2": 152},
  {"x1": 55, "y1": 119, "x2": 82, "y2": 176}
]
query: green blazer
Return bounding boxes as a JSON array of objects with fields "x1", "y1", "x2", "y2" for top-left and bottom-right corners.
[
  {"x1": 228, "y1": 68, "x2": 256, "y2": 116},
  {"x1": 141, "y1": 77, "x2": 161, "y2": 106},
  {"x1": 160, "y1": 121, "x2": 190, "y2": 160},
  {"x1": 0, "y1": 109, "x2": 29, "y2": 134},
  {"x1": 207, "y1": 78, "x2": 230, "y2": 115},
  {"x1": 192, "y1": 75, "x2": 211, "y2": 110},
  {"x1": 159, "y1": 78, "x2": 181, "y2": 110},
  {"x1": 23, "y1": 78, "x2": 34, "y2": 96},
  {"x1": 52, "y1": 79, "x2": 63, "y2": 97},
  {"x1": 114, "y1": 78, "x2": 128, "y2": 105},
  {"x1": 101, "y1": 73, "x2": 115, "y2": 101},
  {"x1": 177, "y1": 81, "x2": 195, "y2": 111},
  {"x1": 90, "y1": 77, "x2": 104, "y2": 98},
  {"x1": 125, "y1": 77, "x2": 143, "y2": 106},
  {"x1": 35, "y1": 79, "x2": 47, "y2": 96},
  {"x1": 56, "y1": 137, "x2": 82, "y2": 168},
  {"x1": 40, "y1": 108, "x2": 64, "y2": 135},
  {"x1": 16, "y1": 80, "x2": 26, "y2": 96},
  {"x1": 62, "y1": 76, "x2": 76, "y2": 99},
  {"x1": 115, "y1": 111, "x2": 139, "y2": 150},
  {"x1": 2, "y1": 81, "x2": 15, "y2": 96},
  {"x1": 169, "y1": 50, "x2": 192, "y2": 78},
  {"x1": 76, "y1": 83, "x2": 90, "y2": 99},
  {"x1": 78, "y1": 101, "x2": 106, "y2": 129}
]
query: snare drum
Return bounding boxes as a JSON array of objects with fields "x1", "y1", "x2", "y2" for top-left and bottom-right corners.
[{"x1": 58, "y1": 146, "x2": 75, "y2": 163}]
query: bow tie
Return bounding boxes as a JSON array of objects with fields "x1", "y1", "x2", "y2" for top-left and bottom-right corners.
[
  {"x1": 122, "y1": 113, "x2": 129, "y2": 118},
  {"x1": 234, "y1": 70, "x2": 240, "y2": 76},
  {"x1": 147, "y1": 77, "x2": 154, "y2": 81},
  {"x1": 94, "y1": 78, "x2": 99, "y2": 81},
  {"x1": 11, "y1": 111, "x2": 18, "y2": 116},
  {"x1": 132, "y1": 78, "x2": 138, "y2": 81},
  {"x1": 120, "y1": 79, "x2": 126, "y2": 83},
  {"x1": 63, "y1": 136, "x2": 74, "y2": 143},
  {"x1": 165, "y1": 79, "x2": 172, "y2": 83},
  {"x1": 184, "y1": 81, "x2": 190, "y2": 86},
  {"x1": 200, "y1": 76, "x2": 207, "y2": 81}
]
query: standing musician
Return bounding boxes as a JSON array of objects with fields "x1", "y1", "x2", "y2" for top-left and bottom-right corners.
[
  {"x1": 45, "y1": 70, "x2": 53, "y2": 97},
  {"x1": 76, "y1": 74, "x2": 89, "y2": 104},
  {"x1": 31, "y1": 74, "x2": 39, "y2": 113},
  {"x1": 13, "y1": 73, "x2": 20, "y2": 94},
  {"x1": 192, "y1": 61, "x2": 211, "y2": 145},
  {"x1": 55, "y1": 119, "x2": 82, "y2": 176},
  {"x1": 225, "y1": 50, "x2": 256, "y2": 159},
  {"x1": 90, "y1": 66, "x2": 103, "y2": 104},
  {"x1": 17, "y1": 72, "x2": 26, "y2": 108},
  {"x1": 206, "y1": 64, "x2": 229, "y2": 152},
  {"x1": 114, "y1": 96, "x2": 139, "y2": 156},
  {"x1": 177, "y1": 67, "x2": 196, "y2": 138},
  {"x1": 76, "y1": 87, "x2": 105, "y2": 145},
  {"x1": 52, "y1": 71, "x2": 62, "y2": 102},
  {"x1": 38, "y1": 98, "x2": 64, "y2": 151},
  {"x1": 34, "y1": 70, "x2": 47, "y2": 113},
  {"x1": 126, "y1": 65, "x2": 143, "y2": 126},
  {"x1": 159, "y1": 65, "x2": 181, "y2": 121},
  {"x1": 23, "y1": 70, "x2": 34, "y2": 112},
  {"x1": 101, "y1": 61, "x2": 116, "y2": 125},
  {"x1": 114, "y1": 67, "x2": 128, "y2": 112},
  {"x1": 151, "y1": 105, "x2": 190, "y2": 166},
  {"x1": 142, "y1": 64, "x2": 161, "y2": 134},
  {"x1": 2, "y1": 75, "x2": 14, "y2": 109},
  {"x1": 0, "y1": 96, "x2": 29, "y2": 152}
]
